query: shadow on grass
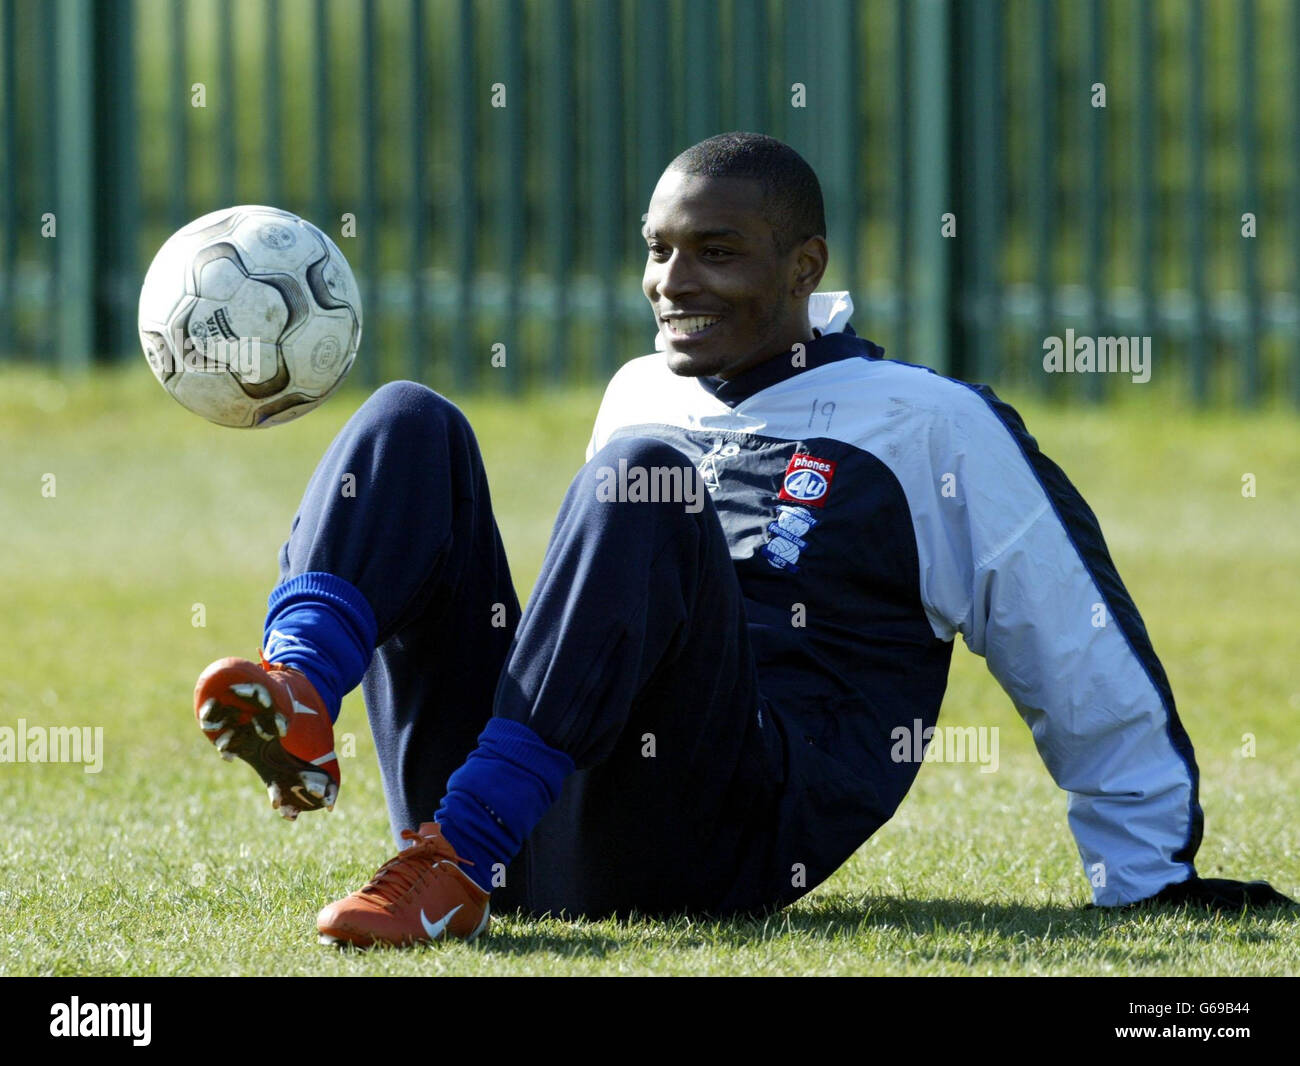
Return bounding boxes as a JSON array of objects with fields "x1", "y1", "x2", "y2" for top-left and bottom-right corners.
[{"x1": 476, "y1": 892, "x2": 1298, "y2": 960}]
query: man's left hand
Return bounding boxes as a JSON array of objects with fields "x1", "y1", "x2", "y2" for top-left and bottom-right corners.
[{"x1": 1123, "y1": 876, "x2": 1295, "y2": 912}]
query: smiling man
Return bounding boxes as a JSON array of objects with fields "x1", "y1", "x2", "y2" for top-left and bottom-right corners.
[{"x1": 193, "y1": 132, "x2": 1291, "y2": 946}]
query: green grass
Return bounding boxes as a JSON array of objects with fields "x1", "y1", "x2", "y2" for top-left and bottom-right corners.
[{"x1": 1, "y1": 365, "x2": 1297, "y2": 976}]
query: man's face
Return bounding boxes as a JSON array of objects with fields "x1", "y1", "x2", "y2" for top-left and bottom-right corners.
[{"x1": 641, "y1": 170, "x2": 826, "y2": 380}]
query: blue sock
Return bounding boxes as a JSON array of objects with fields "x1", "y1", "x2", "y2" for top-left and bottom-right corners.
[
  {"x1": 262, "y1": 571, "x2": 378, "y2": 723},
  {"x1": 435, "y1": 717, "x2": 575, "y2": 893}
]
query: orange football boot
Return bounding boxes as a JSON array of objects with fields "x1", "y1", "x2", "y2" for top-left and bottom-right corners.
[
  {"x1": 194, "y1": 655, "x2": 340, "y2": 818},
  {"x1": 316, "y1": 822, "x2": 491, "y2": 947}
]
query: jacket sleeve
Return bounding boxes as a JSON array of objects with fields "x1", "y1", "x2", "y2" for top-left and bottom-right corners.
[{"x1": 930, "y1": 385, "x2": 1202, "y2": 906}]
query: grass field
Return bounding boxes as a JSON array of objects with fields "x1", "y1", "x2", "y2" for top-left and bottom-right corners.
[{"x1": 1, "y1": 365, "x2": 1297, "y2": 976}]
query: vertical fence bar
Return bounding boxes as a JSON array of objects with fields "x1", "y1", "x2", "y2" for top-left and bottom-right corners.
[
  {"x1": 1083, "y1": 0, "x2": 1105, "y2": 401},
  {"x1": 822, "y1": 0, "x2": 858, "y2": 300},
  {"x1": 218, "y1": 0, "x2": 235, "y2": 206},
  {"x1": 94, "y1": 0, "x2": 138, "y2": 360},
  {"x1": 845, "y1": 0, "x2": 861, "y2": 303},
  {"x1": 966, "y1": 0, "x2": 1000, "y2": 383},
  {"x1": 731, "y1": 0, "x2": 768, "y2": 132},
  {"x1": 682, "y1": 1, "x2": 719, "y2": 146},
  {"x1": 636, "y1": 0, "x2": 669, "y2": 202},
  {"x1": 360, "y1": 0, "x2": 378, "y2": 386},
  {"x1": 499, "y1": 0, "x2": 523, "y2": 391},
  {"x1": 1, "y1": 0, "x2": 17, "y2": 357},
  {"x1": 1032, "y1": 0, "x2": 1054, "y2": 394},
  {"x1": 408, "y1": 0, "x2": 427, "y2": 383},
  {"x1": 1188, "y1": 0, "x2": 1209, "y2": 403},
  {"x1": 41, "y1": 0, "x2": 56, "y2": 362},
  {"x1": 894, "y1": 0, "x2": 909, "y2": 356},
  {"x1": 780, "y1": 0, "x2": 812, "y2": 150},
  {"x1": 1239, "y1": 0, "x2": 1260, "y2": 405},
  {"x1": 634, "y1": 0, "x2": 668, "y2": 375},
  {"x1": 169, "y1": 0, "x2": 187, "y2": 230},
  {"x1": 1134, "y1": 0, "x2": 1154, "y2": 345},
  {"x1": 453, "y1": 0, "x2": 475, "y2": 388},
  {"x1": 265, "y1": 0, "x2": 282, "y2": 208},
  {"x1": 55, "y1": 0, "x2": 92, "y2": 369},
  {"x1": 1293, "y1": 0, "x2": 1300, "y2": 406},
  {"x1": 591, "y1": 0, "x2": 621, "y2": 378},
  {"x1": 909, "y1": 0, "x2": 953, "y2": 375},
  {"x1": 313, "y1": 0, "x2": 330, "y2": 228},
  {"x1": 547, "y1": 0, "x2": 573, "y2": 382}
]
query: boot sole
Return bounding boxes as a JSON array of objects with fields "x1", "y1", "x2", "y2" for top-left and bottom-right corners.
[{"x1": 197, "y1": 685, "x2": 335, "y2": 819}]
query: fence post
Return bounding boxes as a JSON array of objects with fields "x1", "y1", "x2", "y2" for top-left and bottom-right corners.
[
  {"x1": 1188, "y1": 0, "x2": 1209, "y2": 404},
  {"x1": 1239, "y1": 0, "x2": 1260, "y2": 406},
  {"x1": 498, "y1": 0, "x2": 524, "y2": 391},
  {"x1": 1, "y1": 0, "x2": 17, "y2": 359},
  {"x1": 1031, "y1": 0, "x2": 1055, "y2": 397},
  {"x1": 55, "y1": 0, "x2": 93, "y2": 370},
  {"x1": 94, "y1": 0, "x2": 137, "y2": 362},
  {"x1": 959, "y1": 0, "x2": 1001, "y2": 384},
  {"x1": 591, "y1": 0, "x2": 621, "y2": 379},
  {"x1": 407, "y1": 0, "x2": 427, "y2": 383},
  {"x1": 820, "y1": 0, "x2": 859, "y2": 302},
  {"x1": 908, "y1": 0, "x2": 955, "y2": 377},
  {"x1": 454, "y1": 0, "x2": 476, "y2": 389},
  {"x1": 894, "y1": 0, "x2": 910, "y2": 360},
  {"x1": 1083, "y1": 0, "x2": 1106, "y2": 402}
]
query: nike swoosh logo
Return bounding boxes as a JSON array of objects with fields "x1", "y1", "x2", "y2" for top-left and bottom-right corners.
[{"x1": 420, "y1": 904, "x2": 464, "y2": 940}]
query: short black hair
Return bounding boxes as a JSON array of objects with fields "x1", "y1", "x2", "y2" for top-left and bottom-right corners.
[{"x1": 667, "y1": 132, "x2": 826, "y2": 254}]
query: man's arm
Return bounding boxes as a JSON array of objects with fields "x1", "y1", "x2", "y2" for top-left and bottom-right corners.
[
  {"x1": 963, "y1": 501, "x2": 1202, "y2": 906},
  {"x1": 932, "y1": 384, "x2": 1288, "y2": 909}
]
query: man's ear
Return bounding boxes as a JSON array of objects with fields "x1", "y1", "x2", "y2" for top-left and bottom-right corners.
[{"x1": 791, "y1": 235, "x2": 829, "y2": 298}]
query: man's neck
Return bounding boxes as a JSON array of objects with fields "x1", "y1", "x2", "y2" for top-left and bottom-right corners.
[{"x1": 716, "y1": 318, "x2": 815, "y2": 381}]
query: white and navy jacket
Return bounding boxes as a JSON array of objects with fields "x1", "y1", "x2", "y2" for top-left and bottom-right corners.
[{"x1": 586, "y1": 291, "x2": 1201, "y2": 907}]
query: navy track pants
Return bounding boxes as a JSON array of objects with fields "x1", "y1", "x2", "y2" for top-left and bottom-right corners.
[{"x1": 276, "y1": 381, "x2": 796, "y2": 918}]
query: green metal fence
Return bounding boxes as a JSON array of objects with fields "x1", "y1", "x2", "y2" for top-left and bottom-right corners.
[{"x1": 2, "y1": 0, "x2": 1299, "y2": 405}]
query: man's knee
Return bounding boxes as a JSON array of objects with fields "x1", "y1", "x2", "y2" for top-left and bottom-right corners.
[
  {"x1": 356, "y1": 380, "x2": 471, "y2": 446},
  {"x1": 589, "y1": 436, "x2": 690, "y2": 469}
]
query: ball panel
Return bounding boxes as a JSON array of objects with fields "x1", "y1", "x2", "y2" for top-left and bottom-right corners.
[
  {"x1": 166, "y1": 365, "x2": 259, "y2": 428},
  {"x1": 138, "y1": 236, "x2": 198, "y2": 325},
  {"x1": 312, "y1": 229, "x2": 364, "y2": 319},
  {"x1": 203, "y1": 276, "x2": 290, "y2": 351},
  {"x1": 281, "y1": 307, "x2": 358, "y2": 393},
  {"x1": 253, "y1": 392, "x2": 322, "y2": 427},
  {"x1": 195, "y1": 255, "x2": 247, "y2": 303},
  {"x1": 228, "y1": 211, "x2": 325, "y2": 274}
]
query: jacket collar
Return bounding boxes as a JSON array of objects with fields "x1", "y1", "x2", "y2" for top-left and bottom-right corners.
[{"x1": 697, "y1": 325, "x2": 883, "y2": 408}]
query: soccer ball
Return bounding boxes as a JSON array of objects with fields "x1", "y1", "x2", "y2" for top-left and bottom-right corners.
[{"x1": 138, "y1": 205, "x2": 362, "y2": 428}]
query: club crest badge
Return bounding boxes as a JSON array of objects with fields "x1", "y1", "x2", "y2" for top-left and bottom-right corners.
[{"x1": 762, "y1": 504, "x2": 819, "y2": 572}]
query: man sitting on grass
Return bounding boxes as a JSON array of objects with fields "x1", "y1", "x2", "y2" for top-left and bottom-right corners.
[{"x1": 193, "y1": 132, "x2": 1292, "y2": 946}]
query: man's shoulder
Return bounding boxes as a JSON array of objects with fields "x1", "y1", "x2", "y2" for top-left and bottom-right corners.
[
  {"x1": 597, "y1": 352, "x2": 704, "y2": 415},
  {"x1": 603, "y1": 352, "x2": 669, "y2": 389},
  {"x1": 812, "y1": 351, "x2": 1020, "y2": 445}
]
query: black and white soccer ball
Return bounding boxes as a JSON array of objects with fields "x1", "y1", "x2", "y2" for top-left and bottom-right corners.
[{"x1": 138, "y1": 205, "x2": 362, "y2": 428}]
